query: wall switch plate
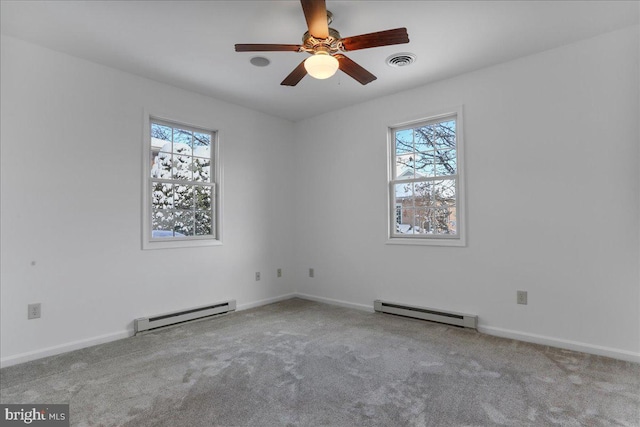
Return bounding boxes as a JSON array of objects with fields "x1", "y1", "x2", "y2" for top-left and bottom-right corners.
[
  {"x1": 309, "y1": 268, "x2": 314, "y2": 278},
  {"x1": 255, "y1": 272, "x2": 261, "y2": 281},
  {"x1": 28, "y1": 303, "x2": 41, "y2": 319},
  {"x1": 277, "y1": 268, "x2": 282, "y2": 278},
  {"x1": 517, "y1": 290, "x2": 528, "y2": 305}
]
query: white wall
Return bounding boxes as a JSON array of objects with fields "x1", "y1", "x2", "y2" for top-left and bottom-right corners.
[
  {"x1": 293, "y1": 26, "x2": 640, "y2": 361},
  {"x1": 0, "y1": 36, "x2": 296, "y2": 366}
]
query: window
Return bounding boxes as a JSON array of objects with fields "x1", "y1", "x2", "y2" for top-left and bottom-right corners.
[
  {"x1": 395, "y1": 203, "x2": 402, "y2": 225},
  {"x1": 388, "y1": 108, "x2": 465, "y2": 246},
  {"x1": 142, "y1": 116, "x2": 220, "y2": 249}
]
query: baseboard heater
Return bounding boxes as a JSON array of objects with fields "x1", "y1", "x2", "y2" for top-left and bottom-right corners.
[
  {"x1": 374, "y1": 300, "x2": 477, "y2": 329},
  {"x1": 134, "y1": 300, "x2": 236, "y2": 335}
]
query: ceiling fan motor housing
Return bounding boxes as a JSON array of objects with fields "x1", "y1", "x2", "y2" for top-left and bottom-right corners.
[{"x1": 302, "y1": 28, "x2": 342, "y2": 54}]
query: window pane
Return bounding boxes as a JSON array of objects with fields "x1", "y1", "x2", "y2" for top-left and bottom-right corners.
[
  {"x1": 195, "y1": 186, "x2": 212, "y2": 210},
  {"x1": 432, "y1": 208, "x2": 456, "y2": 235},
  {"x1": 433, "y1": 121, "x2": 456, "y2": 150},
  {"x1": 193, "y1": 132, "x2": 211, "y2": 150},
  {"x1": 395, "y1": 182, "x2": 413, "y2": 206},
  {"x1": 173, "y1": 153, "x2": 192, "y2": 181},
  {"x1": 434, "y1": 149, "x2": 457, "y2": 176},
  {"x1": 415, "y1": 125, "x2": 434, "y2": 152},
  {"x1": 415, "y1": 152, "x2": 435, "y2": 177},
  {"x1": 447, "y1": 209, "x2": 458, "y2": 234},
  {"x1": 174, "y1": 184, "x2": 193, "y2": 209},
  {"x1": 158, "y1": 141, "x2": 172, "y2": 154},
  {"x1": 396, "y1": 154, "x2": 414, "y2": 179},
  {"x1": 193, "y1": 157, "x2": 211, "y2": 182},
  {"x1": 151, "y1": 125, "x2": 172, "y2": 179},
  {"x1": 172, "y1": 141, "x2": 192, "y2": 155},
  {"x1": 173, "y1": 128, "x2": 192, "y2": 147},
  {"x1": 396, "y1": 208, "x2": 415, "y2": 234},
  {"x1": 414, "y1": 207, "x2": 431, "y2": 234},
  {"x1": 433, "y1": 180, "x2": 456, "y2": 204},
  {"x1": 152, "y1": 210, "x2": 174, "y2": 237},
  {"x1": 413, "y1": 181, "x2": 432, "y2": 206},
  {"x1": 151, "y1": 151, "x2": 172, "y2": 179},
  {"x1": 395, "y1": 129, "x2": 413, "y2": 155},
  {"x1": 152, "y1": 182, "x2": 173, "y2": 209},
  {"x1": 195, "y1": 211, "x2": 213, "y2": 236},
  {"x1": 174, "y1": 211, "x2": 195, "y2": 236},
  {"x1": 446, "y1": 208, "x2": 458, "y2": 234},
  {"x1": 194, "y1": 145, "x2": 211, "y2": 159},
  {"x1": 151, "y1": 123, "x2": 172, "y2": 142}
]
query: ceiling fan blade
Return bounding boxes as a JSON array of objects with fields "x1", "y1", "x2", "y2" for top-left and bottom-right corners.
[
  {"x1": 235, "y1": 44, "x2": 302, "y2": 52},
  {"x1": 341, "y1": 28, "x2": 409, "y2": 51},
  {"x1": 300, "y1": 0, "x2": 329, "y2": 39},
  {"x1": 335, "y1": 54, "x2": 377, "y2": 85},
  {"x1": 281, "y1": 60, "x2": 308, "y2": 86}
]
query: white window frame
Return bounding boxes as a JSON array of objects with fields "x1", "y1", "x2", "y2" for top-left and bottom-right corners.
[
  {"x1": 142, "y1": 111, "x2": 222, "y2": 250},
  {"x1": 387, "y1": 106, "x2": 466, "y2": 247}
]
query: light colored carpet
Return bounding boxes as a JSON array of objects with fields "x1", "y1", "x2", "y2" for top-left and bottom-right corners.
[{"x1": 1, "y1": 298, "x2": 639, "y2": 426}]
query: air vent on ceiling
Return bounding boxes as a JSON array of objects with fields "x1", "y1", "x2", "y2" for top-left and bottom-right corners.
[{"x1": 386, "y1": 53, "x2": 416, "y2": 67}]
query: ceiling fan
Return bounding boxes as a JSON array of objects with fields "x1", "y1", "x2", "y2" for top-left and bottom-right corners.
[{"x1": 235, "y1": 0, "x2": 409, "y2": 86}]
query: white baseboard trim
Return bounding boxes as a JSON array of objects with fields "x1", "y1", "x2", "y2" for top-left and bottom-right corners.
[
  {"x1": 479, "y1": 325, "x2": 640, "y2": 363},
  {"x1": 3, "y1": 295, "x2": 636, "y2": 367},
  {"x1": 295, "y1": 293, "x2": 374, "y2": 313},
  {"x1": 0, "y1": 330, "x2": 131, "y2": 368},
  {"x1": 294, "y1": 294, "x2": 639, "y2": 363},
  {"x1": 236, "y1": 293, "x2": 297, "y2": 311}
]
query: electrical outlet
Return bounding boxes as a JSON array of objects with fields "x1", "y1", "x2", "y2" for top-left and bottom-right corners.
[
  {"x1": 255, "y1": 272, "x2": 261, "y2": 281},
  {"x1": 277, "y1": 268, "x2": 282, "y2": 278},
  {"x1": 517, "y1": 290, "x2": 528, "y2": 305},
  {"x1": 309, "y1": 268, "x2": 314, "y2": 278},
  {"x1": 28, "y1": 303, "x2": 41, "y2": 319}
]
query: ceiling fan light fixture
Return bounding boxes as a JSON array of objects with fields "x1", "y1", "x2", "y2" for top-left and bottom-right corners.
[{"x1": 304, "y1": 52, "x2": 339, "y2": 79}]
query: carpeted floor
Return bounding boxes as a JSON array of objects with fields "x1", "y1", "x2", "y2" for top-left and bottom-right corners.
[{"x1": 1, "y1": 298, "x2": 639, "y2": 426}]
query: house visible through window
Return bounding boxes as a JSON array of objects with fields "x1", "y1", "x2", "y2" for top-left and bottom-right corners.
[
  {"x1": 143, "y1": 117, "x2": 219, "y2": 248},
  {"x1": 389, "y1": 109, "x2": 465, "y2": 246}
]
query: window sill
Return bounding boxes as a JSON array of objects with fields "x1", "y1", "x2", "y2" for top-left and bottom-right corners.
[
  {"x1": 142, "y1": 238, "x2": 222, "y2": 250},
  {"x1": 386, "y1": 237, "x2": 466, "y2": 247}
]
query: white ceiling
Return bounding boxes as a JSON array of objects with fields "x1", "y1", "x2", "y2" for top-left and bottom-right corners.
[{"x1": 1, "y1": 1, "x2": 638, "y2": 122}]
